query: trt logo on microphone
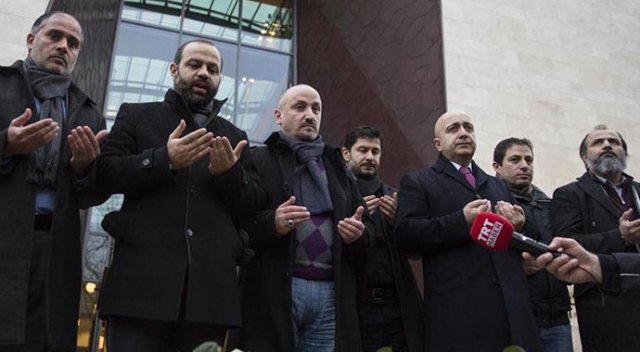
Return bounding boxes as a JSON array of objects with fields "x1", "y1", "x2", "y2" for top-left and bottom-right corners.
[
  {"x1": 469, "y1": 212, "x2": 514, "y2": 251},
  {"x1": 477, "y1": 217, "x2": 503, "y2": 249}
]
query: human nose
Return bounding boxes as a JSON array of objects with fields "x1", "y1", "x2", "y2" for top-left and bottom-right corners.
[
  {"x1": 196, "y1": 66, "x2": 210, "y2": 78},
  {"x1": 55, "y1": 38, "x2": 69, "y2": 53}
]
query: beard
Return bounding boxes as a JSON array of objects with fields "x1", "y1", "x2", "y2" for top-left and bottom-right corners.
[
  {"x1": 587, "y1": 152, "x2": 627, "y2": 176},
  {"x1": 174, "y1": 76, "x2": 218, "y2": 109}
]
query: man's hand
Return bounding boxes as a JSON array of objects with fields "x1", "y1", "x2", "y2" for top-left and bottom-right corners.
[
  {"x1": 3, "y1": 108, "x2": 59, "y2": 157},
  {"x1": 363, "y1": 195, "x2": 380, "y2": 215},
  {"x1": 274, "y1": 196, "x2": 310, "y2": 235},
  {"x1": 463, "y1": 199, "x2": 491, "y2": 226},
  {"x1": 379, "y1": 192, "x2": 398, "y2": 225},
  {"x1": 521, "y1": 253, "x2": 543, "y2": 275},
  {"x1": 167, "y1": 119, "x2": 213, "y2": 169},
  {"x1": 68, "y1": 126, "x2": 108, "y2": 175},
  {"x1": 208, "y1": 136, "x2": 247, "y2": 175},
  {"x1": 619, "y1": 209, "x2": 640, "y2": 244},
  {"x1": 338, "y1": 206, "x2": 365, "y2": 244},
  {"x1": 524, "y1": 237, "x2": 602, "y2": 284},
  {"x1": 496, "y1": 201, "x2": 525, "y2": 232}
]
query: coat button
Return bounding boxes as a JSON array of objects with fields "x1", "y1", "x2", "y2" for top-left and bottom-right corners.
[
  {"x1": 190, "y1": 186, "x2": 197, "y2": 194},
  {"x1": 186, "y1": 229, "x2": 194, "y2": 237},
  {"x1": 492, "y1": 278, "x2": 501, "y2": 286},
  {"x1": 142, "y1": 158, "x2": 150, "y2": 167}
]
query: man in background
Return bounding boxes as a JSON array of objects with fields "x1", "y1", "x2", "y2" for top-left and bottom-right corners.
[{"x1": 493, "y1": 137, "x2": 572, "y2": 352}]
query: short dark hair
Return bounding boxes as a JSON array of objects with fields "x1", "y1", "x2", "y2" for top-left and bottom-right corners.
[
  {"x1": 343, "y1": 125, "x2": 383, "y2": 150},
  {"x1": 31, "y1": 11, "x2": 81, "y2": 36},
  {"x1": 173, "y1": 39, "x2": 222, "y2": 69},
  {"x1": 493, "y1": 137, "x2": 534, "y2": 165},
  {"x1": 579, "y1": 124, "x2": 627, "y2": 158}
]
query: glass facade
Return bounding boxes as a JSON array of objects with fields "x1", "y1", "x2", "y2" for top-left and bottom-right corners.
[{"x1": 78, "y1": 1, "x2": 294, "y2": 349}]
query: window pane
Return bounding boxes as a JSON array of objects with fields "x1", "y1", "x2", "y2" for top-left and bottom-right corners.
[
  {"x1": 182, "y1": 0, "x2": 240, "y2": 42},
  {"x1": 236, "y1": 46, "x2": 292, "y2": 143},
  {"x1": 240, "y1": 0, "x2": 293, "y2": 53},
  {"x1": 105, "y1": 22, "x2": 178, "y2": 119},
  {"x1": 122, "y1": 2, "x2": 183, "y2": 30}
]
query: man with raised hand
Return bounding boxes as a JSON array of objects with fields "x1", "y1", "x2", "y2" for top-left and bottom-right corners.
[
  {"x1": 97, "y1": 39, "x2": 259, "y2": 351},
  {"x1": 552, "y1": 124, "x2": 640, "y2": 351},
  {"x1": 395, "y1": 111, "x2": 538, "y2": 352},
  {"x1": 0, "y1": 11, "x2": 107, "y2": 352},
  {"x1": 240, "y1": 84, "x2": 371, "y2": 352},
  {"x1": 341, "y1": 125, "x2": 422, "y2": 352}
]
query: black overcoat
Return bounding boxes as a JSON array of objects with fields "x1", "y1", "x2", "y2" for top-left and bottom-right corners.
[
  {"x1": 0, "y1": 61, "x2": 105, "y2": 350},
  {"x1": 239, "y1": 132, "x2": 371, "y2": 352},
  {"x1": 552, "y1": 172, "x2": 640, "y2": 351},
  {"x1": 395, "y1": 154, "x2": 538, "y2": 352},
  {"x1": 97, "y1": 89, "x2": 261, "y2": 327},
  {"x1": 354, "y1": 182, "x2": 424, "y2": 352}
]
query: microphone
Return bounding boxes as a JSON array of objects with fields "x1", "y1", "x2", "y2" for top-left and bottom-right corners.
[{"x1": 469, "y1": 212, "x2": 561, "y2": 257}]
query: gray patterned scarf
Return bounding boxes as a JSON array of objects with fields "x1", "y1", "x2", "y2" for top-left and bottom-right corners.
[
  {"x1": 278, "y1": 131, "x2": 333, "y2": 214},
  {"x1": 23, "y1": 57, "x2": 71, "y2": 187}
]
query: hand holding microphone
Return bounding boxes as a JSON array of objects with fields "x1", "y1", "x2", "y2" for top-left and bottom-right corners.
[{"x1": 469, "y1": 212, "x2": 561, "y2": 256}]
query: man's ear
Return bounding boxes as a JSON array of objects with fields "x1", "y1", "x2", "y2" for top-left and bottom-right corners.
[
  {"x1": 274, "y1": 109, "x2": 282, "y2": 126},
  {"x1": 433, "y1": 137, "x2": 442, "y2": 151},
  {"x1": 26, "y1": 33, "x2": 35, "y2": 51},
  {"x1": 341, "y1": 147, "x2": 351, "y2": 162},
  {"x1": 492, "y1": 161, "x2": 502, "y2": 175},
  {"x1": 169, "y1": 62, "x2": 178, "y2": 79}
]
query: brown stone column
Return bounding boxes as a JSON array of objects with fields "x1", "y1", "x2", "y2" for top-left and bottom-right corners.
[{"x1": 297, "y1": 0, "x2": 447, "y2": 186}]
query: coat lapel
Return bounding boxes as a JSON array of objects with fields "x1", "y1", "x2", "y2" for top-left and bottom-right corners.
[
  {"x1": 435, "y1": 154, "x2": 476, "y2": 193},
  {"x1": 577, "y1": 173, "x2": 621, "y2": 218}
]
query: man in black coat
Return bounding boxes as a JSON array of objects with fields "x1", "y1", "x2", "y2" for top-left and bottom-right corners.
[
  {"x1": 493, "y1": 137, "x2": 572, "y2": 352},
  {"x1": 0, "y1": 12, "x2": 107, "y2": 352},
  {"x1": 552, "y1": 124, "x2": 640, "y2": 351},
  {"x1": 395, "y1": 111, "x2": 539, "y2": 352},
  {"x1": 240, "y1": 84, "x2": 371, "y2": 352},
  {"x1": 96, "y1": 39, "x2": 260, "y2": 351},
  {"x1": 341, "y1": 126, "x2": 422, "y2": 352}
]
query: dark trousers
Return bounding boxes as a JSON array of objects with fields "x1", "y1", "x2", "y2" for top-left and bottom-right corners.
[
  {"x1": 0, "y1": 229, "x2": 51, "y2": 352},
  {"x1": 106, "y1": 316, "x2": 227, "y2": 352},
  {"x1": 361, "y1": 298, "x2": 407, "y2": 352}
]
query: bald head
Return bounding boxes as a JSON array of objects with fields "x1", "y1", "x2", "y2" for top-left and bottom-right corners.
[
  {"x1": 433, "y1": 111, "x2": 477, "y2": 165},
  {"x1": 275, "y1": 84, "x2": 322, "y2": 141}
]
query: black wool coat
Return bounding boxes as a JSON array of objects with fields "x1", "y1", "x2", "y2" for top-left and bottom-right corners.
[
  {"x1": 353, "y1": 181, "x2": 423, "y2": 352},
  {"x1": 552, "y1": 172, "x2": 640, "y2": 351},
  {"x1": 0, "y1": 61, "x2": 105, "y2": 350},
  {"x1": 395, "y1": 154, "x2": 539, "y2": 352},
  {"x1": 97, "y1": 89, "x2": 261, "y2": 327},
  {"x1": 239, "y1": 132, "x2": 372, "y2": 352}
]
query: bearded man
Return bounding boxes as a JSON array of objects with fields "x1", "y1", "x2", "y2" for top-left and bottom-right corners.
[
  {"x1": 96, "y1": 39, "x2": 261, "y2": 351},
  {"x1": 552, "y1": 124, "x2": 640, "y2": 351}
]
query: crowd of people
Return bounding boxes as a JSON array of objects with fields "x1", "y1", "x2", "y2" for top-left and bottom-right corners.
[{"x1": 1, "y1": 11, "x2": 639, "y2": 352}]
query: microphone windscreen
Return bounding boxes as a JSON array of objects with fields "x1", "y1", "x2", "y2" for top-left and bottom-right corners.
[{"x1": 469, "y1": 212, "x2": 514, "y2": 251}]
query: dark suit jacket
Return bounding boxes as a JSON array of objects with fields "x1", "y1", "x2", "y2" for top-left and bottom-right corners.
[
  {"x1": 396, "y1": 154, "x2": 538, "y2": 352},
  {"x1": 97, "y1": 89, "x2": 261, "y2": 327},
  {"x1": 239, "y1": 132, "x2": 371, "y2": 352},
  {"x1": 552, "y1": 172, "x2": 640, "y2": 351}
]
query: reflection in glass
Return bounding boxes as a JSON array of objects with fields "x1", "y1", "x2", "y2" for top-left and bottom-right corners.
[
  {"x1": 237, "y1": 46, "x2": 291, "y2": 143},
  {"x1": 241, "y1": 0, "x2": 293, "y2": 52},
  {"x1": 104, "y1": 22, "x2": 178, "y2": 119}
]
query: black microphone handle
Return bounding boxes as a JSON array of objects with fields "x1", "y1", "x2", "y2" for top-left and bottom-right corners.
[{"x1": 509, "y1": 232, "x2": 562, "y2": 257}]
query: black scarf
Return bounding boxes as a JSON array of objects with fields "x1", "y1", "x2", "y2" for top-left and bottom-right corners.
[
  {"x1": 278, "y1": 131, "x2": 333, "y2": 214},
  {"x1": 23, "y1": 57, "x2": 71, "y2": 187},
  {"x1": 356, "y1": 173, "x2": 382, "y2": 196}
]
